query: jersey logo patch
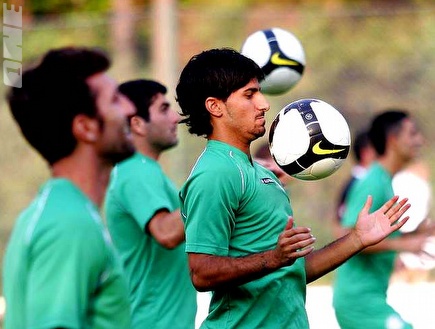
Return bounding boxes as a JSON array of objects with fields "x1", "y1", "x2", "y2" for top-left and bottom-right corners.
[{"x1": 261, "y1": 178, "x2": 275, "y2": 184}]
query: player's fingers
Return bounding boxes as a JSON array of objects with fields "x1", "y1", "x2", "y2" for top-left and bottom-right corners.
[
  {"x1": 281, "y1": 227, "x2": 312, "y2": 239},
  {"x1": 377, "y1": 195, "x2": 400, "y2": 215},
  {"x1": 390, "y1": 216, "x2": 409, "y2": 231},
  {"x1": 291, "y1": 246, "x2": 314, "y2": 258},
  {"x1": 385, "y1": 198, "x2": 410, "y2": 220},
  {"x1": 279, "y1": 233, "x2": 315, "y2": 251},
  {"x1": 296, "y1": 237, "x2": 316, "y2": 250},
  {"x1": 284, "y1": 216, "x2": 294, "y2": 230},
  {"x1": 360, "y1": 195, "x2": 373, "y2": 215}
]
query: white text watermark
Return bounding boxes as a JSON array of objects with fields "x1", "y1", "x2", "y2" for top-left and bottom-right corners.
[{"x1": 3, "y1": 2, "x2": 22, "y2": 88}]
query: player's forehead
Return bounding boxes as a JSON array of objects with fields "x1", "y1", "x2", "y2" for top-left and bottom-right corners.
[
  {"x1": 86, "y1": 72, "x2": 117, "y2": 99},
  {"x1": 151, "y1": 92, "x2": 169, "y2": 106},
  {"x1": 236, "y1": 78, "x2": 261, "y2": 94},
  {"x1": 400, "y1": 117, "x2": 418, "y2": 134},
  {"x1": 394, "y1": 118, "x2": 424, "y2": 146}
]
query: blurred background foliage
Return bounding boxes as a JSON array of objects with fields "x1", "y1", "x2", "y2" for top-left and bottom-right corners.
[{"x1": 1, "y1": 0, "x2": 435, "y2": 302}]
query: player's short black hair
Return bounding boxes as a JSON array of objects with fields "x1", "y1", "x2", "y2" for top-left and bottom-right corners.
[
  {"x1": 353, "y1": 130, "x2": 371, "y2": 162},
  {"x1": 368, "y1": 110, "x2": 409, "y2": 156},
  {"x1": 176, "y1": 48, "x2": 265, "y2": 137},
  {"x1": 118, "y1": 79, "x2": 167, "y2": 122},
  {"x1": 7, "y1": 46, "x2": 110, "y2": 165}
]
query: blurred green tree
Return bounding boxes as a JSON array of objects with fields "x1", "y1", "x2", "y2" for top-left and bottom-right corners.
[{"x1": 28, "y1": 0, "x2": 110, "y2": 15}]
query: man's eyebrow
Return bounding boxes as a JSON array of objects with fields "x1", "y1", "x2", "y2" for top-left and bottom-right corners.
[{"x1": 243, "y1": 87, "x2": 259, "y2": 93}]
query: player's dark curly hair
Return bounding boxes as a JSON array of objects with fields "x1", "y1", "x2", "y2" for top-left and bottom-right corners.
[
  {"x1": 7, "y1": 46, "x2": 110, "y2": 165},
  {"x1": 368, "y1": 110, "x2": 409, "y2": 156},
  {"x1": 176, "y1": 48, "x2": 265, "y2": 137}
]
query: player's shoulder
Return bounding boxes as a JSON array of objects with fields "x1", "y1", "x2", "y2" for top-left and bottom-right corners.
[
  {"x1": 193, "y1": 145, "x2": 247, "y2": 178},
  {"x1": 34, "y1": 179, "x2": 102, "y2": 232},
  {"x1": 110, "y1": 153, "x2": 163, "y2": 186},
  {"x1": 114, "y1": 152, "x2": 157, "y2": 173}
]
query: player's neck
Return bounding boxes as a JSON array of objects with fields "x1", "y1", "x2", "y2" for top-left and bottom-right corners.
[
  {"x1": 133, "y1": 136, "x2": 161, "y2": 160},
  {"x1": 377, "y1": 154, "x2": 408, "y2": 176},
  {"x1": 50, "y1": 153, "x2": 112, "y2": 208},
  {"x1": 208, "y1": 133, "x2": 251, "y2": 157},
  {"x1": 137, "y1": 145, "x2": 160, "y2": 160}
]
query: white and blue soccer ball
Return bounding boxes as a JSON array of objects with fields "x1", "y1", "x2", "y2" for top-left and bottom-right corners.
[
  {"x1": 269, "y1": 99, "x2": 351, "y2": 181},
  {"x1": 241, "y1": 27, "x2": 306, "y2": 95}
]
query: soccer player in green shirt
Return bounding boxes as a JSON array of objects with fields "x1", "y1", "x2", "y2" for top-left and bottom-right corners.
[
  {"x1": 3, "y1": 47, "x2": 135, "y2": 329},
  {"x1": 105, "y1": 79, "x2": 197, "y2": 329},
  {"x1": 333, "y1": 110, "x2": 434, "y2": 329},
  {"x1": 175, "y1": 48, "x2": 411, "y2": 329}
]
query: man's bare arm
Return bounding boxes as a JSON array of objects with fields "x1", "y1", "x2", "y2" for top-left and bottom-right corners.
[{"x1": 189, "y1": 217, "x2": 315, "y2": 291}]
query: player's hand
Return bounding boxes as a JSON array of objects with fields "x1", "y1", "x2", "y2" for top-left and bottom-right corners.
[
  {"x1": 273, "y1": 217, "x2": 315, "y2": 267},
  {"x1": 352, "y1": 195, "x2": 410, "y2": 248}
]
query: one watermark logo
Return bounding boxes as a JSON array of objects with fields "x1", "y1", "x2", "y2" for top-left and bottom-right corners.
[{"x1": 3, "y1": 2, "x2": 22, "y2": 88}]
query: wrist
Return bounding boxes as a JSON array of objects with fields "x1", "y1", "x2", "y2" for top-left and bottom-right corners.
[
  {"x1": 264, "y1": 249, "x2": 283, "y2": 270},
  {"x1": 346, "y1": 230, "x2": 365, "y2": 252}
]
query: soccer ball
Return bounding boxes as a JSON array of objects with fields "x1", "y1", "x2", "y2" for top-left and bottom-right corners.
[
  {"x1": 269, "y1": 99, "x2": 351, "y2": 181},
  {"x1": 241, "y1": 27, "x2": 305, "y2": 95}
]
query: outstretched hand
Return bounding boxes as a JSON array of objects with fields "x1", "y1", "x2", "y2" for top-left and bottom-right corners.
[{"x1": 353, "y1": 195, "x2": 410, "y2": 248}]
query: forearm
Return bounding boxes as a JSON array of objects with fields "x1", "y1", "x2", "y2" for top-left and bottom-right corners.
[
  {"x1": 148, "y1": 209, "x2": 185, "y2": 249},
  {"x1": 305, "y1": 231, "x2": 363, "y2": 283},
  {"x1": 189, "y1": 251, "x2": 282, "y2": 292},
  {"x1": 189, "y1": 219, "x2": 316, "y2": 291}
]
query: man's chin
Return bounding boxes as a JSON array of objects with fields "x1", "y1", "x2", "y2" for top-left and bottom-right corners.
[
  {"x1": 254, "y1": 129, "x2": 266, "y2": 140},
  {"x1": 160, "y1": 140, "x2": 178, "y2": 152}
]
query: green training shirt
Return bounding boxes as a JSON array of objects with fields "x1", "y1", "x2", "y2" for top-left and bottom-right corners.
[
  {"x1": 333, "y1": 162, "x2": 410, "y2": 329},
  {"x1": 105, "y1": 153, "x2": 197, "y2": 329},
  {"x1": 180, "y1": 141, "x2": 307, "y2": 329},
  {"x1": 3, "y1": 178, "x2": 131, "y2": 329}
]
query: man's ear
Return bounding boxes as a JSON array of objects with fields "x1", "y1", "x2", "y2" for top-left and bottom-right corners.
[
  {"x1": 130, "y1": 115, "x2": 145, "y2": 135},
  {"x1": 386, "y1": 133, "x2": 398, "y2": 151},
  {"x1": 72, "y1": 114, "x2": 99, "y2": 143},
  {"x1": 205, "y1": 97, "x2": 224, "y2": 117}
]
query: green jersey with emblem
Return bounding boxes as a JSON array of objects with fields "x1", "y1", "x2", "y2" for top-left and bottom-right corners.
[
  {"x1": 333, "y1": 162, "x2": 411, "y2": 329},
  {"x1": 3, "y1": 178, "x2": 131, "y2": 329},
  {"x1": 105, "y1": 152, "x2": 196, "y2": 329},
  {"x1": 180, "y1": 141, "x2": 307, "y2": 329}
]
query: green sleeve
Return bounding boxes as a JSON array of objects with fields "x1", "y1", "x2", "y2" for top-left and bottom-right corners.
[
  {"x1": 181, "y1": 161, "x2": 243, "y2": 256},
  {"x1": 117, "y1": 164, "x2": 175, "y2": 230}
]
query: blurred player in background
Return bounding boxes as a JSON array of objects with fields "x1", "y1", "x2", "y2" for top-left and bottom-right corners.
[
  {"x1": 333, "y1": 129, "x2": 376, "y2": 238},
  {"x1": 175, "y1": 47, "x2": 411, "y2": 329},
  {"x1": 3, "y1": 47, "x2": 135, "y2": 329},
  {"x1": 333, "y1": 109, "x2": 435, "y2": 329},
  {"x1": 253, "y1": 141, "x2": 291, "y2": 186},
  {"x1": 104, "y1": 79, "x2": 197, "y2": 329},
  {"x1": 392, "y1": 159, "x2": 435, "y2": 282}
]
